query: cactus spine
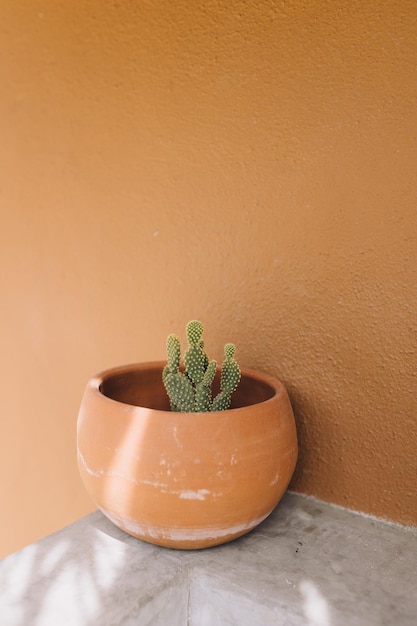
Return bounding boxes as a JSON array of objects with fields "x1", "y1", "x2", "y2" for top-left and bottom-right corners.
[{"x1": 162, "y1": 320, "x2": 241, "y2": 412}]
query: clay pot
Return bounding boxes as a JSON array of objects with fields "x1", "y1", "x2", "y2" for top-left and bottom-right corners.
[{"x1": 77, "y1": 362, "x2": 298, "y2": 549}]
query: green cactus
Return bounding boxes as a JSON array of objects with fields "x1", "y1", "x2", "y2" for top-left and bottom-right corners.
[
  {"x1": 195, "y1": 359, "x2": 217, "y2": 412},
  {"x1": 162, "y1": 321, "x2": 241, "y2": 412},
  {"x1": 211, "y1": 343, "x2": 241, "y2": 412},
  {"x1": 162, "y1": 333, "x2": 194, "y2": 411},
  {"x1": 184, "y1": 320, "x2": 207, "y2": 384}
]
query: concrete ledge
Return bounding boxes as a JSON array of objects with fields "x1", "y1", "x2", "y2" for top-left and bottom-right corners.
[{"x1": 1, "y1": 492, "x2": 416, "y2": 625}]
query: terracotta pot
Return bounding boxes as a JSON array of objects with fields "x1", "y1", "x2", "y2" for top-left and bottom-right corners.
[{"x1": 77, "y1": 362, "x2": 298, "y2": 549}]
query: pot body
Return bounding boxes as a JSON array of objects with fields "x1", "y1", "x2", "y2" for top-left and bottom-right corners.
[{"x1": 77, "y1": 362, "x2": 298, "y2": 549}]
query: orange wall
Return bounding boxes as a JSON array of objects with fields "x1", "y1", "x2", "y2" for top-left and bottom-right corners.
[{"x1": 1, "y1": 1, "x2": 416, "y2": 557}]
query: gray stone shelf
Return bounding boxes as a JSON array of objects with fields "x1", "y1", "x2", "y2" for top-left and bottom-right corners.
[{"x1": 1, "y1": 492, "x2": 416, "y2": 625}]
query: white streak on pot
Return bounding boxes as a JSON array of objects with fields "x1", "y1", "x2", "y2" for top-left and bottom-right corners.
[
  {"x1": 78, "y1": 451, "x2": 171, "y2": 489},
  {"x1": 77, "y1": 450, "x2": 104, "y2": 478},
  {"x1": 173, "y1": 426, "x2": 183, "y2": 450},
  {"x1": 270, "y1": 472, "x2": 281, "y2": 486},
  {"x1": 179, "y1": 489, "x2": 211, "y2": 500},
  {"x1": 100, "y1": 507, "x2": 271, "y2": 544}
]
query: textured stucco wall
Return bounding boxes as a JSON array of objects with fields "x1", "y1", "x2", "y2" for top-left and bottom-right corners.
[{"x1": 1, "y1": 0, "x2": 416, "y2": 556}]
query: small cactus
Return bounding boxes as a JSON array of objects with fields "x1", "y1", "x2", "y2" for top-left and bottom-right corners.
[{"x1": 162, "y1": 320, "x2": 241, "y2": 412}]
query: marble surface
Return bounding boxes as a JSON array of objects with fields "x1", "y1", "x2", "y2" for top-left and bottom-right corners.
[{"x1": 1, "y1": 492, "x2": 416, "y2": 625}]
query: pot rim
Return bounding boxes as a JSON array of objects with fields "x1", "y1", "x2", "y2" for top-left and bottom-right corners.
[{"x1": 87, "y1": 361, "x2": 287, "y2": 415}]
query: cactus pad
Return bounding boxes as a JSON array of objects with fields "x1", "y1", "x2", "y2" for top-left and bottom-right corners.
[{"x1": 211, "y1": 343, "x2": 241, "y2": 411}]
